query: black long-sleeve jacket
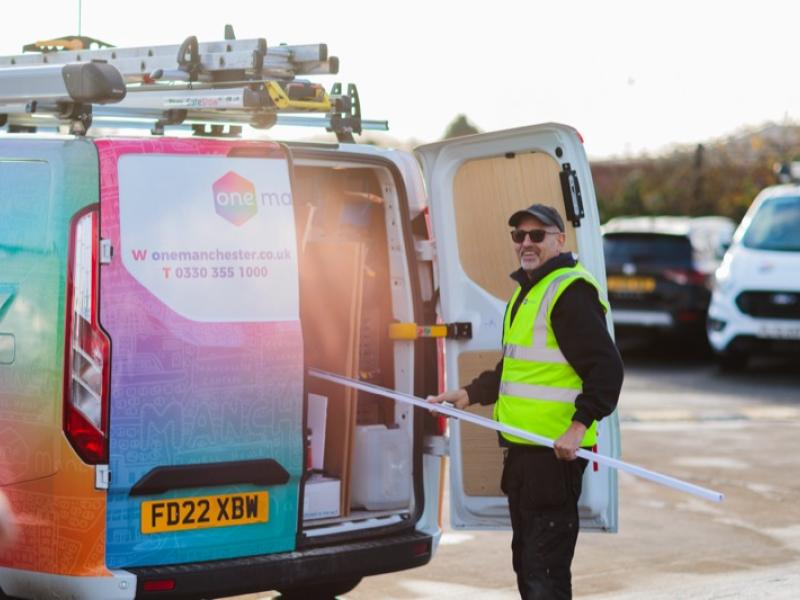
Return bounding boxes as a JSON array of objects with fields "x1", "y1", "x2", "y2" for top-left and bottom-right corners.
[{"x1": 464, "y1": 253, "x2": 623, "y2": 445}]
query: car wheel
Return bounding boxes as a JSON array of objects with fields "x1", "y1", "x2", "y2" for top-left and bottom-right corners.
[
  {"x1": 718, "y1": 350, "x2": 749, "y2": 372},
  {"x1": 277, "y1": 578, "x2": 362, "y2": 599}
]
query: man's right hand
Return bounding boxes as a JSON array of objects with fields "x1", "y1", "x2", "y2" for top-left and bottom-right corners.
[{"x1": 426, "y1": 388, "x2": 471, "y2": 411}]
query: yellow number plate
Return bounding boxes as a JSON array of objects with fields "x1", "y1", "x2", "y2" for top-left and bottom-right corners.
[
  {"x1": 607, "y1": 275, "x2": 656, "y2": 293},
  {"x1": 141, "y1": 491, "x2": 268, "y2": 534}
]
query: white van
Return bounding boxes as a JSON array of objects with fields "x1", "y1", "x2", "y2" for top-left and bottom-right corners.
[{"x1": 708, "y1": 185, "x2": 800, "y2": 369}]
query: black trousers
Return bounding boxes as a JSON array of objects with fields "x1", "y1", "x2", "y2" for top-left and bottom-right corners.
[{"x1": 501, "y1": 446, "x2": 588, "y2": 600}]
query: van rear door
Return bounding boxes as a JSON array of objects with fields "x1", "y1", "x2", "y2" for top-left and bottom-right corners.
[
  {"x1": 97, "y1": 139, "x2": 304, "y2": 567},
  {"x1": 415, "y1": 124, "x2": 620, "y2": 531}
]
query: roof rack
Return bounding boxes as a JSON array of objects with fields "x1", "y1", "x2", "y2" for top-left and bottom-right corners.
[{"x1": 0, "y1": 30, "x2": 387, "y2": 140}]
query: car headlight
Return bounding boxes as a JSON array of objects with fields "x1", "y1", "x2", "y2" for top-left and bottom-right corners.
[
  {"x1": 713, "y1": 272, "x2": 734, "y2": 295},
  {"x1": 713, "y1": 258, "x2": 735, "y2": 295}
]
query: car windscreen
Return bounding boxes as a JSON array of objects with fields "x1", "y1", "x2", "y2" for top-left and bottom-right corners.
[
  {"x1": 603, "y1": 233, "x2": 693, "y2": 267},
  {"x1": 742, "y1": 196, "x2": 800, "y2": 252}
]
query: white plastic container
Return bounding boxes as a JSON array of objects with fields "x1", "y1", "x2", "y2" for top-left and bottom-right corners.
[{"x1": 350, "y1": 424, "x2": 411, "y2": 511}]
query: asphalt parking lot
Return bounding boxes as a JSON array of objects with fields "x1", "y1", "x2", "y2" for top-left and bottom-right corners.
[{"x1": 241, "y1": 336, "x2": 800, "y2": 599}]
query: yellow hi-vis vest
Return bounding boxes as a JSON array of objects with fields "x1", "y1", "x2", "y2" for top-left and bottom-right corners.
[{"x1": 493, "y1": 263, "x2": 609, "y2": 446}]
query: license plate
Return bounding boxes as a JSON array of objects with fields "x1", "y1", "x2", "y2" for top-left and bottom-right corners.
[
  {"x1": 141, "y1": 491, "x2": 268, "y2": 534},
  {"x1": 607, "y1": 275, "x2": 656, "y2": 293},
  {"x1": 758, "y1": 324, "x2": 800, "y2": 340}
]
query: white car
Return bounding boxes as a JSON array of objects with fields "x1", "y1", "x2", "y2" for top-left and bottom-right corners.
[{"x1": 708, "y1": 186, "x2": 800, "y2": 369}]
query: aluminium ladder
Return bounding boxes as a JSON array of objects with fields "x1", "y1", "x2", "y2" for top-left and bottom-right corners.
[{"x1": 0, "y1": 31, "x2": 387, "y2": 140}]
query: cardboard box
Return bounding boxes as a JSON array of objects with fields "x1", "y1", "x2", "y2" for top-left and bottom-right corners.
[{"x1": 303, "y1": 474, "x2": 341, "y2": 520}]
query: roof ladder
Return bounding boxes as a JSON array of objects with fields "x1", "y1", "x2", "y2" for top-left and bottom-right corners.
[{"x1": 0, "y1": 31, "x2": 387, "y2": 139}]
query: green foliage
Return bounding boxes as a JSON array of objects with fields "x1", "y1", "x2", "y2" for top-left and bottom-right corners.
[
  {"x1": 442, "y1": 114, "x2": 480, "y2": 139},
  {"x1": 593, "y1": 127, "x2": 800, "y2": 224}
]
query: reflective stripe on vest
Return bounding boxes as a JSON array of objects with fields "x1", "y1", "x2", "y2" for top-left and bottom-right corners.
[
  {"x1": 494, "y1": 264, "x2": 605, "y2": 446},
  {"x1": 498, "y1": 381, "x2": 579, "y2": 404},
  {"x1": 503, "y1": 344, "x2": 565, "y2": 363},
  {"x1": 503, "y1": 271, "x2": 575, "y2": 365}
]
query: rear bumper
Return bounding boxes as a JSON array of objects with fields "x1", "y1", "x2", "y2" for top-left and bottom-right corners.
[
  {"x1": 133, "y1": 529, "x2": 433, "y2": 599},
  {"x1": 611, "y1": 308, "x2": 706, "y2": 333},
  {"x1": 612, "y1": 309, "x2": 674, "y2": 328}
]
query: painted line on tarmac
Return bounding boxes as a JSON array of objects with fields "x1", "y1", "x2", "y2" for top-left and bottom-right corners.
[{"x1": 621, "y1": 406, "x2": 800, "y2": 423}]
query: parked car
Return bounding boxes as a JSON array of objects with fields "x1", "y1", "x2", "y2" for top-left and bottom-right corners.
[
  {"x1": 708, "y1": 187, "x2": 800, "y2": 369},
  {"x1": 602, "y1": 216, "x2": 735, "y2": 338}
]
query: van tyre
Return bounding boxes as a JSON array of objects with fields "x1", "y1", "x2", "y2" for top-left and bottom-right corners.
[{"x1": 277, "y1": 577, "x2": 362, "y2": 599}]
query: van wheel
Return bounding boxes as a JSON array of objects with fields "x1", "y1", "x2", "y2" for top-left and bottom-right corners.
[
  {"x1": 718, "y1": 350, "x2": 749, "y2": 372},
  {"x1": 277, "y1": 577, "x2": 362, "y2": 599}
]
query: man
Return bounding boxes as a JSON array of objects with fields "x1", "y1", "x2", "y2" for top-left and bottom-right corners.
[{"x1": 428, "y1": 203, "x2": 623, "y2": 600}]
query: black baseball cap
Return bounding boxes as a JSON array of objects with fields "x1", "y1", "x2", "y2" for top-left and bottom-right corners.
[{"x1": 508, "y1": 203, "x2": 565, "y2": 232}]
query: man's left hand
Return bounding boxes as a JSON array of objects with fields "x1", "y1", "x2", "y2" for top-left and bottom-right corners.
[{"x1": 553, "y1": 421, "x2": 588, "y2": 461}]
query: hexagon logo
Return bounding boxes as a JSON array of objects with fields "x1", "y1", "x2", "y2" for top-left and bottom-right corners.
[{"x1": 213, "y1": 171, "x2": 257, "y2": 226}]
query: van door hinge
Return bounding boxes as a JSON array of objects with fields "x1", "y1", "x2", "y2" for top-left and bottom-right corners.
[
  {"x1": 99, "y1": 239, "x2": 113, "y2": 264},
  {"x1": 388, "y1": 322, "x2": 472, "y2": 340},
  {"x1": 95, "y1": 464, "x2": 110, "y2": 490},
  {"x1": 414, "y1": 239, "x2": 436, "y2": 262},
  {"x1": 560, "y1": 163, "x2": 584, "y2": 227},
  {"x1": 423, "y1": 435, "x2": 449, "y2": 457}
]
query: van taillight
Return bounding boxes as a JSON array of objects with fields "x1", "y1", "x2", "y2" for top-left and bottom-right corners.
[{"x1": 64, "y1": 206, "x2": 110, "y2": 464}]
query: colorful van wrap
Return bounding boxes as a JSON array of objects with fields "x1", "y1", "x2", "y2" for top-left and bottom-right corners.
[
  {"x1": 96, "y1": 139, "x2": 304, "y2": 567},
  {"x1": 0, "y1": 138, "x2": 110, "y2": 577}
]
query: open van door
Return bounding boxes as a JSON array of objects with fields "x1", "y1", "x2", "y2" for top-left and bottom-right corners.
[
  {"x1": 415, "y1": 124, "x2": 620, "y2": 531},
  {"x1": 97, "y1": 139, "x2": 304, "y2": 567}
]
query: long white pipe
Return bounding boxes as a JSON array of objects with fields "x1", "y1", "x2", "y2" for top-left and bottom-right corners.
[{"x1": 308, "y1": 368, "x2": 725, "y2": 503}]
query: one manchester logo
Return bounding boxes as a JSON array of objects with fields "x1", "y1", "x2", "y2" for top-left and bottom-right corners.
[{"x1": 213, "y1": 171, "x2": 257, "y2": 226}]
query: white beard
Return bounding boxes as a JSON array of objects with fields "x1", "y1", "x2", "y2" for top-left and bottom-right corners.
[{"x1": 520, "y1": 253, "x2": 540, "y2": 271}]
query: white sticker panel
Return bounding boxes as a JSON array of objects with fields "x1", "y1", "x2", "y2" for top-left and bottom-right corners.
[{"x1": 119, "y1": 154, "x2": 299, "y2": 322}]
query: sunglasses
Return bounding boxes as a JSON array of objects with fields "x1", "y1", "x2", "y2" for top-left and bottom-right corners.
[{"x1": 510, "y1": 229, "x2": 560, "y2": 243}]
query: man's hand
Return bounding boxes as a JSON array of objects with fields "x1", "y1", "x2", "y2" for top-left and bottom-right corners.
[
  {"x1": 426, "y1": 388, "x2": 470, "y2": 412},
  {"x1": 553, "y1": 421, "x2": 588, "y2": 461}
]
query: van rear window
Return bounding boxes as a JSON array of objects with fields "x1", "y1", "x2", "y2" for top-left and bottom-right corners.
[
  {"x1": 743, "y1": 196, "x2": 800, "y2": 252},
  {"x1": 603, "y1": 233, "x2": 693, "y2": 267},
  {"x1": 0, "y1": 160, "x2": 51, "y2": 252}
]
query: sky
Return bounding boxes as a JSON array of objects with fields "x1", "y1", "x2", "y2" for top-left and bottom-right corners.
[{"x1": 3, "y1": 0, "x2": 800, "y2": 159}]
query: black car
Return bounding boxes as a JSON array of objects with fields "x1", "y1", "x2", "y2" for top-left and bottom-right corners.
[{"x1": 602, "y1": 216, "x2": 734, "y2": 338}]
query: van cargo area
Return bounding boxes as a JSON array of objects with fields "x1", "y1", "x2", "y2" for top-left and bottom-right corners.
[{"x1": 293, "y1": 160, "x2": 418, "y2": 537}]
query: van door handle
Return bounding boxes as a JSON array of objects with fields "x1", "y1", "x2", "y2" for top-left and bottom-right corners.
[
  {"x1": 388, "y1": 322, "x2": 472, "y2": 340},
  {"x1": 129, "y1": 458, "x2": 290, "y2": 496}
]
